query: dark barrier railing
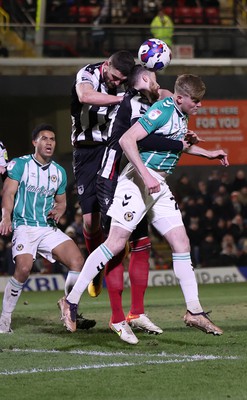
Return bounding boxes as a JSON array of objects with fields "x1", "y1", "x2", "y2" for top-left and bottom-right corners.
[{"x1": 0, "y1": 23, "x2": 246, "y2": 59}]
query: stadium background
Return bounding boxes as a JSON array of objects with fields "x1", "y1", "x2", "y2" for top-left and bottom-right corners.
[{"x1": 0, "y1": 0, "x2": 247, "y2": 285}]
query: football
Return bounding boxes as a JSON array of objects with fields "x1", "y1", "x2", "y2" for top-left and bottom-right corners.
[{"x1": 138, "y1": 38, "x2": 172, "y2": 71}]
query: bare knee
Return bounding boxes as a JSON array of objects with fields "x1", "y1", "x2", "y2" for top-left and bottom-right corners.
[
  {"x1": 164, "y1": 228, "x2": 191, "y2": 253},
  {"x1": 14, "y1": 259, "x2": 33, "y2": 283}
]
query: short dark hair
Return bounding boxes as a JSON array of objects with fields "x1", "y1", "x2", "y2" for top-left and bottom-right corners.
[
  {"x1": 127, "y1": 64, "x2": 150, "y2": 88},
  {"x1": 110, "y1": 50, "x2": 135, "y2": 77},
  {"x1": 32, "y1": 124, "x2": 55, "y2": 141}
]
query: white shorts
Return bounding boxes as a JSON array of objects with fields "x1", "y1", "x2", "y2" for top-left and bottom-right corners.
[
  {"x1": 12, "y1": 225, "x2": 72, "y2": 263},
  {"x1": 107, "y1": 163, "x2": 183, "y2": 236}
]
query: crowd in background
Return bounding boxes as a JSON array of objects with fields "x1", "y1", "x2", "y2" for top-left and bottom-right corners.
[{"x1": 1, "y1": 167, "x2": 247, "y2": 276}]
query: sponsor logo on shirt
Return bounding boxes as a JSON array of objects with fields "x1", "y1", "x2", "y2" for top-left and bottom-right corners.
[
  {"x1": 148, "y1": 109, "x2": 162, "y2": 120},
  {"x1": 26, "y1": 185, "x2": 56, "y2": 196},
  {"x1": 7, "y1": 160, "x2": 16, "y2": 170}
]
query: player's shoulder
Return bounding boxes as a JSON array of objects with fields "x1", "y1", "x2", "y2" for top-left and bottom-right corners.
[
  {"x1": 7, "y1": 154, "x2": 31, "y2": 172},
  {"x1": 149, "y1": 97, "x2": 175, "y2": 116},
  {"x1": 51, "y1": 160, "x2": 66, "y2": 175},
  {"x1": 80, "y1": 62, "x2": 102, "y2": 75},
  {"x1": 77, "y1": 62, "x2": 102, "y2": 85},
  {"x1": 160, "y1": 97, "x2": 175, "y2": 109}
]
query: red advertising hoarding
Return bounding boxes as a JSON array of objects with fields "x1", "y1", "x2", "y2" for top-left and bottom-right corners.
[{"x1": 179, "y1": 100, "x2": 247, "y2": 166}]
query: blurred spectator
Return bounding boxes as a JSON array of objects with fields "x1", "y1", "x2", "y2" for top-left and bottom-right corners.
[
  {"x1": 90, "y1": 17, "x2": 107, "y2": 56},
  {"x1": 199, "y1": 232, "x2": 221, "y2": 267},
  {"x1": 230, "y1": 191, "x2": 242, "y2": 216},
  {"x1": 150, "y1": 7, "x2": 174, "y2": 48},
  {"x1": 238, "y1": 186, "x2": 247, "y2": 220},
  {"x1": 201, "y1": 208, "x2": 218, "y2": 234},
  {"x1": 215, "y1": 234, "x2": 238, "y2": 266},
  {"x1": 207, "y1": 169, "x2": 221, "y2": 198},
  {"x1": 214, "y1": 218, "x2": 228, "y2": 243},
  {"x1": 226, "y1": 215, "x2": 247, "y2": 243},
  {"x1": 195, "y1": 180, "x2": 211, "y2": 208},
  {"x1": 231, "y1": 169, "x2": 247, "y2": 192},
  {"x1": 212, "y1": 194, "x2": 234, "y2": 220},
  {"x1": 174, "y1": 173, "x2": 196, "y2": 203},
  {"x1": 186, "y1": 217, "x2": 204, "y2": 266},
  {"x1": 70, "y1": 208, "x2": 85, "y2": 242},
  {"x1": 46, "y1": 1, "x2": 70, "y2": 23},
  {"x1": 194, "y1": 196, "x2": 208, "y2": 216},
  {"x1": 237, "y1": 238, "x2": 247, "y2": 266},
  {"x1": 220, "y1": 171, "x2": 232, "y2": 193},
  {"x1": 182, "y1": 197, "x2": 199, "y2": 225}
]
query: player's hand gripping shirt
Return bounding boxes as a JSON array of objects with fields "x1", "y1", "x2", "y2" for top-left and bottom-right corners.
[
  {"x1": 138, "y1": 97, "x2": 188, "y2": 174},
  {"x1": 7, "y1": 155, "x2": 67, "y2": 228}
]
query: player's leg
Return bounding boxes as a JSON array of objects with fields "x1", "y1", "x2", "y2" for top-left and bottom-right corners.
[
  {"x1": 73, "y1": 146, "x2": 106, "y2": 296},
  {"x1": 97, "y1": 175, "x2": 126, "y2": 322},
  {"x1": 0, "y1": 226, "x2": 35, "y2": 333},
  {"x1": 126, "y1": 217, "x2": 163, "y2": 335},
  {"x1": 96, "y1": 175, "x2": 138, "y2": 343},
  {"x1": 41, "y1": 228, "x2": 96, "y2": 330},
  {"x1": 58, "y1": 225, "x2": 130, "y2": 332},
  {"x1": 152, "y1": 198, "x2": 223, "y2": 336}
]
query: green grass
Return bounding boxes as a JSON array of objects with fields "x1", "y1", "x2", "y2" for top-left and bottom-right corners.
[{"x1": 0, "y1": 283, "x2": 247, "y2": 400}]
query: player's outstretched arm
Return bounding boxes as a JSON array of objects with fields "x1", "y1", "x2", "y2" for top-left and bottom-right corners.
[{"x1": 184, "y1": 145, "x2": 229, "y2": 167}]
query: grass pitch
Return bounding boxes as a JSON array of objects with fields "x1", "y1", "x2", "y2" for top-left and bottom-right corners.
[{"x1": 0, "y1": 282, "x2": 246, "y2": 400}]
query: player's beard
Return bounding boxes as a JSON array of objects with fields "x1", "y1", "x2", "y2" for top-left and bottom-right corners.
[
  {"x1": 103, "y1": 70, "x2": 116, "y2": 90},
  {"x1": 149, "y1": 88, "x2": 160, "y2": 103}
]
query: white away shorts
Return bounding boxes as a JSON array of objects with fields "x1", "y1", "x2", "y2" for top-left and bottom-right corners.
[
  {"x1": 12, "y1": 225, "x2": 72, "y2": 263},
  {"x1": 107, "y1": 164, "x2": 183, "y2": 236}
]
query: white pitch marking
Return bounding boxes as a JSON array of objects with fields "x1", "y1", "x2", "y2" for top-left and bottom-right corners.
[
  {"x1": 0, "y1": 349, "x2": 239, "y2": 376},
  {"x1": 7, "y1": 348, "x2": 239, "y2": 360},
  {"x1": 0, "y1": 357, "x2": 234, "y2": 376}
]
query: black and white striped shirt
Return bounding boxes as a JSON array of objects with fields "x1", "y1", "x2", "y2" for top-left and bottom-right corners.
[
  {"x1": 70, "y1": 62, "x2": 120, "y2": 145},
  {"x1": 98, "y1": 88, "x2": 150, "y2": 180}
]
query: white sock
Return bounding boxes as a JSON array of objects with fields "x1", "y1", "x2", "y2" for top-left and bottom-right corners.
[
  {"x1": 64, "y1": 271, "x2": 80, "y2": 296},
  {"x1": 1, "y1": 277, "x2": 24, "y2": 320},
  {"x1": 67, "y1": 244, "x2": 113, "y2": 305},
  {"x1": 172, "y1": 253, "x2": 203, "y2": 314}
]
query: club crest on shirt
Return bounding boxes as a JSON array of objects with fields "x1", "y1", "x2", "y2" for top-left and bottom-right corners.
[
  {"x1": 78, "y1": 185, "x2": 84, "y2": 195},
  {"x1": 16, "y1": 244, "x2": 24, "y2": 251},
  {"x1": 124, "y1": 212, "x2": 134, "y2": 222},
  {"x1": 50, "y1": 175, "x2": 57, "y2": 183},
  {"x1": 148, "y1": 109, "x2": 162, "y2": 120}
]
